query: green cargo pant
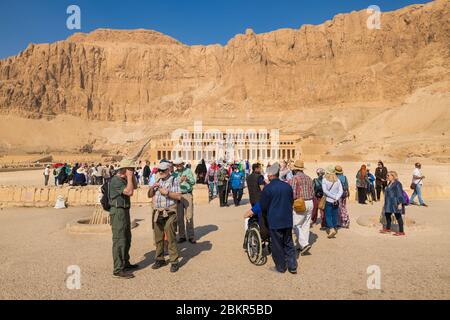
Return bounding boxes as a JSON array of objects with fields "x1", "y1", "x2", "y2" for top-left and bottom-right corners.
[
  {"x1": 110, "y1": 207, "x2": 132, "y2": 273},
  {"x1": 154, "y1": 213, "x2": 179, "y2": 264}
]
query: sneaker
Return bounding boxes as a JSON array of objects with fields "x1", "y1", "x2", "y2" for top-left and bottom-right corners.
[
  {"x1": 177, "y1": 238, "x2": 187, "y2": 244},
  {"x1": 410, "y1": 201, "x2": 418, "y2": 206},
  {"x1": 151, "y1": 260, "x2": 167, "y2": 270},
  {"x1": 300, "y1": 244, "x2": 312, "y2": 256},
  {"x1": 379, "y1": 229, "x2": 392, "y2": 234},
  {"x1": 124, "y1": 263, "x2": 139, "y2": 271},
  {"x1": 288, "y1": 269, "x2": 297, "y2": 274},
  {"x1": 393, "y1": 232, "x2": 406, "y2": 236},
  {"x1": 113, "y1": 271, "x2": 135, "y2": 279},
  {"x1": 421, "y1": 203, "x2": 428, "y2": 207},
  {"x1": 170, "y1": 263, "x2": 180, "y2": 273}
]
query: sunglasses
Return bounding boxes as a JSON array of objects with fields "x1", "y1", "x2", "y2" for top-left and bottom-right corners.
[{"x1": 158, "y1": 169, "x2": 168, "y2": 173}]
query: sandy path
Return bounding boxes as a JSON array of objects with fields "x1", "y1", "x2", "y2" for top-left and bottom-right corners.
[{"x1": 0, "y1": 195, "x2": 449, "y2": 300}]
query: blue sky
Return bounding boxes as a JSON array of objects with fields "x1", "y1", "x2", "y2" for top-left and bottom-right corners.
[{"x1": 0, "y1": 0, "x2": 430, "y2": 59}]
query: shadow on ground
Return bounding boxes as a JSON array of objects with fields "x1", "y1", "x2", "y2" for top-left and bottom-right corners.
[{"x1": 135, "y1": 224, "x2": 218, "y2": 271}]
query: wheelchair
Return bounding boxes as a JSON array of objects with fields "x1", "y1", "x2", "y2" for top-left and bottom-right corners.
[{"x1": 244, "y1": 220, "x2": 271, "y2": 266}]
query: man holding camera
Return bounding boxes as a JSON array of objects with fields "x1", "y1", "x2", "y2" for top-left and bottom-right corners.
[{"x1": 109, "y1": 159, "x2": 138, "y2": 279}]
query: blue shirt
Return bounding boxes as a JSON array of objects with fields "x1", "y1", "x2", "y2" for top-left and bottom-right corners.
[
  {"x1": 251, "y1": 202, "x2": 262, "y2": 222},
  {"x1": 259, "y1": 178, "x2": 294, "y2": 230}
]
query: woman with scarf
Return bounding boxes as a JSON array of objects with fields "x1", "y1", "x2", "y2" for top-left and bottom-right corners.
[{"x1": 356, "y1": 164, "x2": 369, "y2": 204}]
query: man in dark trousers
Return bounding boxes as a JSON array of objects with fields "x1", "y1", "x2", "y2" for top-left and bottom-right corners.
[
  {"x1": 375, "y1": 161, "x2": 388, "y2": 201},
  {"x1": 260, "y1": 162, "x2": 297, "y2": 274},
  {"x1": 246, "y1": 162, "x2": 266, "y2": 206},
  {"x1": 109, "y1": 158, "x2": 138, "y2": 279},
  {"x1": 142, "y1": 160, "x2": 151, "y2": 185}
]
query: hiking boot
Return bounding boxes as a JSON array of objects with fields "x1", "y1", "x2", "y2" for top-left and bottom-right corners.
[
  {"x1": 124, "y1": 263, "x2": 139, "y2": 271},
  {"x1": 300, "y1": 244, "x2": 312, "y2": 256},
  {"x1": 151, "y1": 260, "x2": 167, "y2": 270},
  {"x1": 177, "y1": 238, "x2": 187, "y2": 244},
  {"x1": 379, "y1": 229, "x2": 392, "y2": 234},
  {"x1": 170, "y1": 263, "x2": 180, "y2": 273},
  {"x1": 393, "y1": 232, "x2": 406, "y2": 236},
  {"x1": 113, "y1": 271, "x2": 135, "y2": 279}
]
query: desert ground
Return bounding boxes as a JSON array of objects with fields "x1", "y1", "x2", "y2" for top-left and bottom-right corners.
[{"x1": 0, "y1": 193, "x2": 449, "y2": 300}]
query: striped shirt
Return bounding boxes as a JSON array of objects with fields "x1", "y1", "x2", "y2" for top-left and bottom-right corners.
[
  {"x1": 153, "y1": 176, "x2": 181, "y2": 209},
  {"x1": 290, "y1": 172, "x2": 314, "y2": 201}
]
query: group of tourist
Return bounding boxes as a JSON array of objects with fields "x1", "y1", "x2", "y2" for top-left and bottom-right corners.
[{"x1": 49, "y1": 155, "x2": 428, "y2": 278}]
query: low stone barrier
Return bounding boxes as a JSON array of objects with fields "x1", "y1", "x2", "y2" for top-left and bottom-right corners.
[{"x1": 0, "y1": 184, "x2": 210, "y2": 208}]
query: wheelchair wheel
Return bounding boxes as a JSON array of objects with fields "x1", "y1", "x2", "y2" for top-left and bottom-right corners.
[{"x1": 246, "y1": 227, "x2": 263, "y2": 265}]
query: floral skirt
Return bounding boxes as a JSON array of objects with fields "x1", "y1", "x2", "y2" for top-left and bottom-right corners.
[{"x1": 338, "y1": 198, "x2": 350, "y2": 228}]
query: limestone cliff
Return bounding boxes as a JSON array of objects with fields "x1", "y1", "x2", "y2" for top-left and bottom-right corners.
[{"x1": 0, "y1": 0, "x2": 448, "y2": 123}]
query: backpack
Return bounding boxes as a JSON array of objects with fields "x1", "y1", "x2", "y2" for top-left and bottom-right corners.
[
  {"x1": 100, "y1": 181, "x2": 111, "y2": 212},
  {"x1": 402, "y1": 190, "x2": 410, "y2": 206}
]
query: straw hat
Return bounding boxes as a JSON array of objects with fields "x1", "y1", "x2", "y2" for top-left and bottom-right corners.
[
  {"x1": 117, "y1": 158, "x2": 136, "y2": 170},
  {"x1": 335, "y1": 165, "x2": 343, "y2": 174},
  {"x1": 291, "y1": 159, "x2": 306, "y2": 170},
  {"x1": 325, "y1": 165, "x2": 336, "y2": 174}
]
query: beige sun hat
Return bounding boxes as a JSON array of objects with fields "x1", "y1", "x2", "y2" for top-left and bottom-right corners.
[
  {"x1": 173, "y1": 158, "x2": 185, "y2": 165},
  {"x1": 291, "y1": 159, "x2": 306, "y2": 170},
  {"x1": 326, "y1": 165, "x2": 336, "y2": 174},
  {"x1": 117, "y1": 158, "x2": 136, "y2": 170}
]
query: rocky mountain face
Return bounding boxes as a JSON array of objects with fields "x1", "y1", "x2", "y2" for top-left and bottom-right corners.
[{"x1": 0, "y1": 0, "x2": 449, "y2": 123}]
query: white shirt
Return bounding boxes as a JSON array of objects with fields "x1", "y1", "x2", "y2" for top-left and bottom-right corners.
[
  {"x1": 412, "y1": 168, "x2": 423, "y2": 185},
  {"x1": 322, "y1": 177, "x2": 343, "y2": 203},
  {"x1": 44, "y1": 168, "x2": 49, "y2": 176}
]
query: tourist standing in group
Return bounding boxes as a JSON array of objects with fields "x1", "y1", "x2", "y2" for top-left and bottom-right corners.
[
  {"x1": 109, "y1": 159, "x2": 138, "y2": 279},
  {"x1": 410, "y1": 162, "x2": 428, "y2": 207},
  {"x1": 335, "y1": 165, "x2": 350, "y2": 228},
  {"x1": 380, "y1": 171, "x2": 406, "y2": 236},
  {"x1": 322, "y1": 166, "x2": 343, "y2": 238},
  {"x1": 375, "y1": 161, "x2": 388, "y2": 201},
  {"x1": 312, "y1": 168, "x2": 325, "y2": 228},
  {"x1": 195, "y1": 159, "x2": 208, "y2": 184},
  {"x1": 206, "y1": 160, "x2": 218, "y2": 201},
  {"x1": 142, "y1": 161, "x2": 151, "y2": 185},
  {"x1": 367, "y1": 168, "x2": 376, "y2": 202},
  {"x1": 246, "y1": 163, "x2": 266, "y2": 207},
  {"x1": 280, "y1": 160, "x2": 293, "y2": 182},
  {"x1": 230, "y1": 165, "x2": 245, "y2": 206},
  {"x1": 260, "y1": 163, "x2": 297, "y2": 274},
  {"x1": 356, "y1": 164, "x2": 369, "y2": 204},
  {"x1": 289, "y1": 160, "x2": 314, "y2": 256},
  {"x1": 148, "y1": 162, "x2": 182, "y2": 273},
  {"x1": 173, "y1": 158, "x2": 197, "y2": 244},
  {"x1": 95, "y1": 163, "x2": 104, "y2": 185},
  {"x1": 217, "y1": 162, "x2": 230, "y2": 207},
  {"x1": 53, "y1": 166, "x2": 59, "y2": 186},
  {"x1": 43, "y1": 165, "x2": 50, "y2": 186}
]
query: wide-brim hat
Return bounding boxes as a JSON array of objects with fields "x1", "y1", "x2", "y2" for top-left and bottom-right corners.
[
  {"x1": 173, "y1": 158, "x2": 185, "y2": 165},
  {"x1": 117, "y1": 158, "x2": 136, "y2": 170},
  {"x1": 335, "y1": 165, "x2": 343, "y2": 174},
  {"x1": 291, "y1": 159, "x2": 306, "y2": 170},
  {"x1": 326, "y1": 165, "x2": 336, "y2": 175}
]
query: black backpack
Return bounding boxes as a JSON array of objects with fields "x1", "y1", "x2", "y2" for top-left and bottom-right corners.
[{"x1": 100, "y1": 181, "x2": 111, "y2": 211}]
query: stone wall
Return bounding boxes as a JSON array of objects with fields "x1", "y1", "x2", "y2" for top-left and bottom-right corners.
[{"x1": 0, "y1": 184, "x2": 210, "y2": 208}]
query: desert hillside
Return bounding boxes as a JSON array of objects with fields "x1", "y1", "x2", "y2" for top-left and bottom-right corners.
[{"x1": 0, "y1": 0, "x2": 449, "y2": 162}]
